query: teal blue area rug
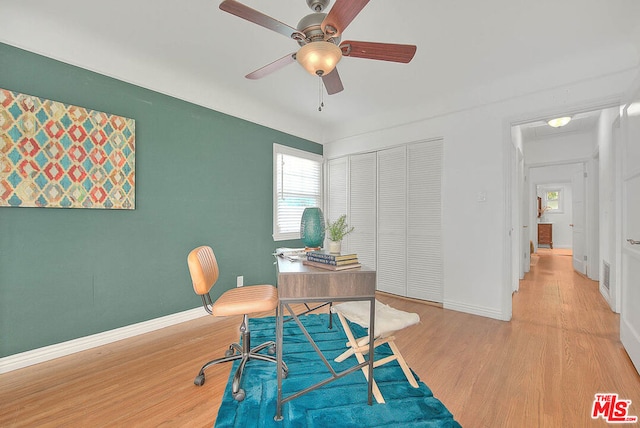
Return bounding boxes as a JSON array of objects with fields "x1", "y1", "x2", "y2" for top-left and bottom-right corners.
[{"x1": 214, "y1": 314, "x2": 460, "y2": 427}]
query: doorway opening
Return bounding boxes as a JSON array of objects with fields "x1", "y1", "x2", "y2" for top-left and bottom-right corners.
[{"x1": 510, "y1": 103, "x2": 620, "y2": 314}]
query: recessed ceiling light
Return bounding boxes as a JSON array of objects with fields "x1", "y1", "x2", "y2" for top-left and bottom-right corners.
[{"x1": 547, "y1": 117, "x2": 572, "y2": 128}]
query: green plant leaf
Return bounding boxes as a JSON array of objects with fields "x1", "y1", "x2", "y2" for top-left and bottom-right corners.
[{"x1": 326, "y1": 214, "x2": 354, "y2": 241}]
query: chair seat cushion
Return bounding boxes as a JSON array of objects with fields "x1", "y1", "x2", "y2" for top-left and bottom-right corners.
[
  {"x1": 332, "y1": 300, "x2": 420, "y2": 338},
  {"x1": 212, "y1": 284, "x2": 278, "y2": 317}
]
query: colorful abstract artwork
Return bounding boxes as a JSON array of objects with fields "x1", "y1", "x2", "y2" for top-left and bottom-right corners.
[{"x1": 0, "y1": 88, "x2": 135, "y2": 209}]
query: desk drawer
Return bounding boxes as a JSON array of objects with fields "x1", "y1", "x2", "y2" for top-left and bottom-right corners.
[{"x1": 277, "y1": 270, "x2": 376, "y2": 299}]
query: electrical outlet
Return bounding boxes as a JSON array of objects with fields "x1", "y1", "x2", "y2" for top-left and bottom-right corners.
[{"x1": 236, "y1": 275, "x2": 243, "y2": 287}]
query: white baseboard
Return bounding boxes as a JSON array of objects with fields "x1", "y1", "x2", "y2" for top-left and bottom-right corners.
[
  {"x1": 444, "y1": 300, "x2": 506, "y2": 321},
  {"x1": 0, "y1": 307, "x2": 207, "y2": 374},
  {"x1": 599, "y1": 284, "x2": 614, "y2": 312}
]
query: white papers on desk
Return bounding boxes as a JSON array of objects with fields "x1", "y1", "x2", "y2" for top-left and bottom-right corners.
[{"x1": 275, "y1": 248, "x2": 307, "y2": 261}]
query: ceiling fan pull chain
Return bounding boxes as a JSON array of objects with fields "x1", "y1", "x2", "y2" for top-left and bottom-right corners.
[{"x1": 318, "y1": 77, "x2": 324, "y2": 112}]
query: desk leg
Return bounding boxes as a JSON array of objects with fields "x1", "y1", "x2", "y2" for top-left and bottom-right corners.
[
  {"x1": 367, "y1": 298, "x2": 375, "y2": 405},
  {"x1": 275, "y1": 302, "x2": 284, "y2": 421}
]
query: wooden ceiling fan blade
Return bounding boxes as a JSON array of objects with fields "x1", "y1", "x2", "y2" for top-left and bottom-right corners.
[
  {"x1": 245, "y1": 53, "x2": 296, "y2": 79},
  {"x1": 340, "y1": 40, "x2": 417, "y2": 63},
  {"x1": 321, "y1": 0, "x2": 369, "y2": 38},
  {"x1": 220, "y1": 0, "x2": 303, "y2": 40},
  {"x1": 322, "y1": 68, "x2": 344, "y2": 95}
]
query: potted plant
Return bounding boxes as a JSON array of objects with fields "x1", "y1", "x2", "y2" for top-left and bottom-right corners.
[{"x1": 325, "y1": 215, "x2": 354, "y2": 254}]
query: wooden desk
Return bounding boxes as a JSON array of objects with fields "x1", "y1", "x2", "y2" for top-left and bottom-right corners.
[{"x1": 274, "y1": 256, "x2": 377, "y2": 421}]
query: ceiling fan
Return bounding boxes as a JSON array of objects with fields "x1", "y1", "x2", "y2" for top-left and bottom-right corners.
[{"x1": 219, "y1": 0, "x2": 417, "y2": 95}]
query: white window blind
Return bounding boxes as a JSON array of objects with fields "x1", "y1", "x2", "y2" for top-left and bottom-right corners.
[{"x1": 273, "y1": 144, "x2": 322, "y2": 241}]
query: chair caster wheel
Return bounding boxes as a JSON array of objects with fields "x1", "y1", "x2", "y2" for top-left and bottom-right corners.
[
  {"x1": 225, "y1": 348, "x2": 235, "y2": 357},
  {"x1": 268, "y1": 345, "x2": 276, "y2": 355},
  {"x1": 194, "y1": 374, "x2": 205, "y2": 386},
  {"x1": 282, "y1": 368, "x2": 288, "y2": 379},
  {"x1": 233, "y1": 388, "x2": 246, "y2": 401}
]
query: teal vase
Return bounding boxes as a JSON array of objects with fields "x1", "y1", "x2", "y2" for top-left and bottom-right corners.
[{"x1": 300, "y1": 207, "x2": 325, "y2": 249}]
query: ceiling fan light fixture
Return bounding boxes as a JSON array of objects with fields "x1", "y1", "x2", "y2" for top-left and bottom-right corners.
[
  {"x1": 296, "y1": 41, "x2": 342, "y2": 77},
  {"x1": 547, "y1": 116, "x2": 572, "y2": 128}
]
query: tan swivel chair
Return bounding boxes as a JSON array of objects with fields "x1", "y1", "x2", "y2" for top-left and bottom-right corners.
[{"x1": 187, "y1": 245, "x2": 287, "y2": 401}]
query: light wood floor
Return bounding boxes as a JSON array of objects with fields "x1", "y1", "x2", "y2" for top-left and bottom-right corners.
[{"x1": 1, "y1": 250, "x2": 639, "y2": 427}]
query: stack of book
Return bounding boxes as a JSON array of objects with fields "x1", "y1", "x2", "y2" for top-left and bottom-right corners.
[{"x1": 303, "y1": 251, "x2": 361, "y2": 271}]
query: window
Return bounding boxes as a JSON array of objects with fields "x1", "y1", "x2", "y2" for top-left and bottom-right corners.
[
  {"x1": 545, "y1": 190, "x2": 559, "y2": 210},
  {"x1": 543, "y1": 188, "x2": 563, "y2": 213},
  {"x1": 273, "y1": 144, "x2": 322, "y2": 241}
]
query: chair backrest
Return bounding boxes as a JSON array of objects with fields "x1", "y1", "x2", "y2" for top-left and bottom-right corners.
[{"x1": 187, "y1": 246, "x2": 220, "y2": 296}]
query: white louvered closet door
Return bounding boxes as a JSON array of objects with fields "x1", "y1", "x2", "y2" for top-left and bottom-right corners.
[
  {"x1": 407, "y1": 140, "x2": 443, "y2": 302},
  {"x1": 326, "y1": 157, "x2": 348, "y2": 247},
  {"x1": 377, "y1": 146, "x2": 407, "y2": 295},
  {"x1": 349, "y1": 152, "x2": 377, "y2": 269}
]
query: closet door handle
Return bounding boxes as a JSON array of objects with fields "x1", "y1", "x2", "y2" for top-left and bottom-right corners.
[{"x1": 627, "y1": 239, "x2": 640, "y2": 245}]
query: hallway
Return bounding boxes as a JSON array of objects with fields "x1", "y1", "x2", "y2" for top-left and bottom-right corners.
[{"x1": 511, "y1": 248, "x2": 640, "y2": 426}]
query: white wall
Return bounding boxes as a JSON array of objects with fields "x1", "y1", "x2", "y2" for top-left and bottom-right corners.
[
  {"x1": 597, "y1": 107, "x2": 621, "y2": 311},
  {"x1": 525, "y1": 131, "x2": 596, "y2": 165},
  {"x1": 324, "y1": 68, "x2": 638, "y2": 322},
  {"x1": 327, "y1": 107, "x2": 507, "y2": 320}
]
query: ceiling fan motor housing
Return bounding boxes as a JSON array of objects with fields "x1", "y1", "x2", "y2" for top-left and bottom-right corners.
[{"x1": 296, "y1": 12, "x2": 340, "y2": 46}]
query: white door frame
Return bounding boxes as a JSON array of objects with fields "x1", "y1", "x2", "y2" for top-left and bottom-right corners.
[
  {"x1": 571, "y1": 164, "x2": 587, "y2": 275},
  {"x1": 510, "y1": 144, "x2": 521, "y2": 292},
  {"x1": 587, "y1": 151, "x2": 600, "y2": 282},
  {"x1": 503, "y1": 98, "x2": 620, "y2": 321},
  {"x1": 611, "y1": 118, "x2": 623, "y2": 313},
  {"x1": 518, "y1": 148, "x2": 527, "y2": 279}
]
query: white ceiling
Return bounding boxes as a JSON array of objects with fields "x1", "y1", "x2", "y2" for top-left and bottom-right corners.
[
  {"x1": 1, "y1": 0, "x2": 639, "y2": 143},
  {"x1": 519, "y1": 109, "x2": 604, "y2": 141}
]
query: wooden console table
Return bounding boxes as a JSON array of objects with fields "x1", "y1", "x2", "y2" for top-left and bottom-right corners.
[
  {"x1": 274, "y1": 255, "x2": 377, "y2": 421},
  {"x1": 538, "y1": 223, "x2": 553, "y2": 248}
]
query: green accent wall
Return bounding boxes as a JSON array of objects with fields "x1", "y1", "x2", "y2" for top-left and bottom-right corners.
[{"x1": 0, "y1": 43, "x2": 322, "y2": 357}]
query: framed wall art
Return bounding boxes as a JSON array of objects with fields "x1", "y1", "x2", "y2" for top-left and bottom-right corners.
[{"x1": 0, "y1": 88, "x2": 135, "y2": 209}]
